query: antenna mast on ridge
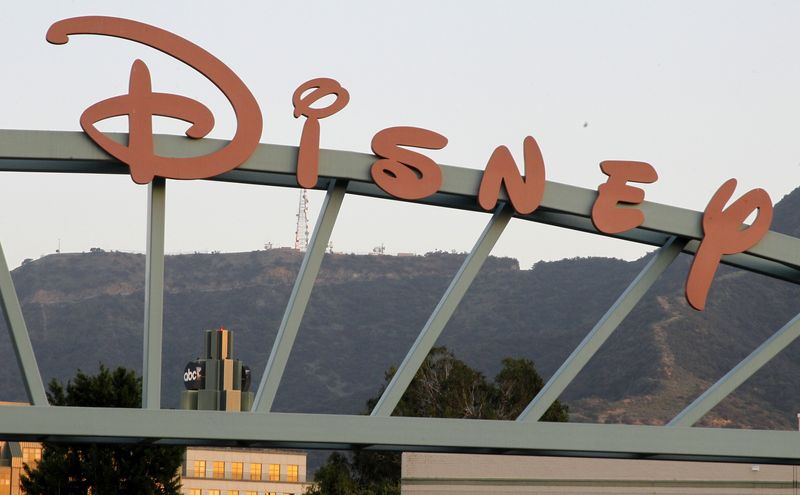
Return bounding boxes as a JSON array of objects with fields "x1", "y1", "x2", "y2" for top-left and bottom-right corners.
[{"x1": 294, "y1": 189, "x2": 310, "y2": 251}]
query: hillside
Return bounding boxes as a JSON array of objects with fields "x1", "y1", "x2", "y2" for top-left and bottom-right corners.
[{"x1": 0, "y1": 187, "x2": 799, "y2": 430}]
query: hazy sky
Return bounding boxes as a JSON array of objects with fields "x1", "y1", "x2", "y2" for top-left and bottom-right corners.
[{"x1": 0, "y1": 1, "x2": 798, "y2": 269}]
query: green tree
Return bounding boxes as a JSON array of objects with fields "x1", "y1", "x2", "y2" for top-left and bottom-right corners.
[
  {"x1": 305, "y1": 452, "x2": 359, "y2": 495},
  {"x1": 308, "y1": 347, "x2": 567, "y2": 494},
  {"x1": 20, "y1": 365, "x2": 184, "y2": 495}
]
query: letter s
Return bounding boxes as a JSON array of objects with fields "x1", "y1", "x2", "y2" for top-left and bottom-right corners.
[{"x1": 370, "y1": 126, "x2": 447, "y2": 200}]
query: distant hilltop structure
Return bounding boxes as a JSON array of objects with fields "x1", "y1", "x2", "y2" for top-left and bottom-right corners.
[{"x1": 180, "y1": 327, "x2": 254, "y2": 411}]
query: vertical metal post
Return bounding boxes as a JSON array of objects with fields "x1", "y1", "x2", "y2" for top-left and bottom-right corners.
[
  {"x1": 518, "y1": 236, "x2": 686, "y2": 422},
  {"x1": 143, "y1": 177, "x2": 166, "y2": 409},
  {"x1": 371, "y1": 205, "x2": 513, "y2": 416},
  {"x1": 0, "y1": 242, "x2": 47, "y2": 405},
  {"x1": 253, "y1": 180, "x2": 347, "y2": 412}
]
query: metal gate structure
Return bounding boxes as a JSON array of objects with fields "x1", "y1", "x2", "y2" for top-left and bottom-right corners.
[
  {"x1": 1, "y1": 15, "x2": 800, "y2": 465},
  {"x1": 0, "y1": 129, "x2": 799, "y2": 463}
]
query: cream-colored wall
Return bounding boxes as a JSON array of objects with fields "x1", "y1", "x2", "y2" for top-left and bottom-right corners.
[
  {"x1": 402, "y1": 453, "x2": 799, "y2": 495},
  {"x1": 182, "y1": 447, "x2": 311, "y2": 495}
]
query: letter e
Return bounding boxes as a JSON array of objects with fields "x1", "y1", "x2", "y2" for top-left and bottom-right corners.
[{"x1": 592, "y1": 160, "x2": 658, "y2": 234}]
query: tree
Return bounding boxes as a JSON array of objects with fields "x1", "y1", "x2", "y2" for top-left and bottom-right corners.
[
  {"x1": 308, "y1": 347, "x2": 567, "y2": 494},
  {"x1": 305, "y1": 452, "x2": 359, "y2": 495},
  {"x1": 20, "y1": 365, "x2": 184, "y2": 495}
]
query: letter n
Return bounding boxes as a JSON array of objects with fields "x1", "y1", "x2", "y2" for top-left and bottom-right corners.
[{"x1": 478, "y1": 136, "x2": 545, "y2": 215}]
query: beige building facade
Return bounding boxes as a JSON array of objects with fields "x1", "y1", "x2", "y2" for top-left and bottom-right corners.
[
  {"x1": 0, "y1": 440, "x2": 311, "y2": 495},
  {"x1": 0, "y1": 441, "x2": 41, "y2": 495},
  {"x1": 181, "y1": 446, "x2": 311, "y2": 495},
  {"x1": 402, "y1": 452, "x2": 800, "y2": 494}
]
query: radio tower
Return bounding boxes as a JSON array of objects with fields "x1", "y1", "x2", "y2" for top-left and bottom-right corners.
[{"x1": 294, "y1": 189, "x2": 310, "y2": 251}]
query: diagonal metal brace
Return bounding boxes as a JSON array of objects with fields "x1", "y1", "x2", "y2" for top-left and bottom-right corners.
[
  {"x1": 371, "y1": 204, "x2": 513, "y2": 416},
  {"x1": 668, "y1": 310, "x2": 800, "y2": 427},
  {"x1": 0, "y1": 242, "x2": 47, "y2": 405},
  {"x1": 518, "y1": 236, "x2": 686, "y2": 422},
  {"x1": 254, "y1": 179, "x2": 347, "y2": 412}
]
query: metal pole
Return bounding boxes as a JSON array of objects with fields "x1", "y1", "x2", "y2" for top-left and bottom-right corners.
[
  {"x1": 518, "y1": 236, "x2": 686, "y2": 422},
  {"x1": 371, "y1": 204, "x2": 513, "y2": 416},
  {"x1": 0, "y1": 242, "x2": 47, "y2": 405},
  {"x1": 143, "y1": 177, "x2": 166, "y2": 409},
  {"x1": 669, "y1": 311, "x2": 800, "y2": 427},
  {"x1": 253, "y1": 180, "x2": 347, "y2": 412}
]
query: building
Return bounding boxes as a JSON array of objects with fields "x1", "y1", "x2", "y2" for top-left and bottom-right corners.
[
  {"x1": 402, "y1": 452, "x2": 800, "y2": 494},
  {"x1": 178, "y1": 329, "x2": 312, "y2": 494},
  {"x1": 1, "y1": 440, "x2": 311, "y2": 495},
  {"x1": 181, "y1": 447, "x2": 311, "y2": 495},
  {"x1": 0, "y1": 441, "x2": 41, "y2": 495},
  {"x1": 180, "y1": 328, "x2": 255, "y2": 412},
  {"x1": 0, "y1": 402, "x2": 40, "y2": 495}
]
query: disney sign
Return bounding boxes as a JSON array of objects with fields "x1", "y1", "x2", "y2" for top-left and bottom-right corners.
[{"x1": 47, "y1": 16, "x2": 774, "y2": 311}]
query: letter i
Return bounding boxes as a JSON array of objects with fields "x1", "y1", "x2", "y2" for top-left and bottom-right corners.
[{"x1": 292, "y1": 78, "x2": 350, "y2": 188}]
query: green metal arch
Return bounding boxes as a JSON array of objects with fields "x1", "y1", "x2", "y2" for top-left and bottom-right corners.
[{"x1": 1, "y1": 129, "x2": 799, "y2": 464}]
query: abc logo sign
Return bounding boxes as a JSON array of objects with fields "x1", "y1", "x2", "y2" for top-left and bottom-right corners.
[{"x1": 183, "y1": 361, "x2": 205, "y2": 390}]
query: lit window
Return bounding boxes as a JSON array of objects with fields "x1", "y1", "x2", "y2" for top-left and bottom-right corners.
[
  {"x1": 231, "y1": 462, "x2": 243, "y2": 480},
  {"x1": 194, "y1": 460, "x2": 206, "y2": 478},
  {"x1": 22, "y1": 447, "x2": 42, "y2": 465},
  {"x1": 268, "y1": 463, "x2": 280, "y2": 481},
  {"x1": 213, "y1": 461, "x2": 225, "y2": 479},
  {"x1": 250, "y1": 463, "x2": 262, "y2": 480},
  {"x1": 227, "y1": 491, "x2": 239, "y2": 495},
  {"x1": 246, "y1": 492, "x2": 257, "y2": 495},
  {"x1": 189, "y1": 490, "x2": 201, "y2": 495},
  {"x1": 267, "y1": 492, "x2": 277, "y2": 495},
  {"x1": 287, "y1": 464, "x2": 298, "y2": 482},
  {"x1": 209, "y1": 491, "x2": 220, "y2": 495}
]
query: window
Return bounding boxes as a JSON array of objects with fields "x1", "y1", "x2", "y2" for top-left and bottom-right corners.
[
  {"x1": 212, "y1": 461, "x2": 225, "y2": 479},
  {"x1": 249, "y1": 462, "x2": 262, "y2": 480},
  {"x1": 267, "y1": 492, "x2": 277, "y2": 495},
  {"x1": 287, "y1": 464, "x2": 298, "y2": 482},
  {"x1": 189, "y1": 490, "x2": 201, "y2": 495},
  {"x1": 268, "y1": 463, "x2": 280, "y2": 481},
  {"x1": 246, "y1": 492, "x2": 257, "y2": 495},
  {"x1": 22, "y1": 446, "x2": 42, "y2": 465},
  {"x1": 227, "y1": 491, "x2": 239, "y2": 495},
  {"x1": 231, "y1": 462, "x2": 243, "y2": 480},
  {"x1": 209, "y1": 491, "x2": 220, "y2": 495},
  {"x1": 193, "y1": 460, "x2": 206, "y2": 478}
]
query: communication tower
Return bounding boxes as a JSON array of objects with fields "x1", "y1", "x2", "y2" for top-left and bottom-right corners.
[{"x1": 294, "y1": 189, "x2": 310, "y2": 251}]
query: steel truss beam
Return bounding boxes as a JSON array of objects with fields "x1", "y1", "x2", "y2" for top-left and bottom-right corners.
[
  {"x1": 254, "y1": 180, "x2": 347, "y2": 412},
  {"x1": 669, "y1": 311, "x2": 800, "y2": 427},
  {"x1": 0, "y1": 130, "x2": 796, "y2": 281},
  {"x1": 0, "y1": 406, "x2": 799, "y2": 464},
  {"x1": 2, "y1": 129, "x2": 800, "y2": 463},
  {"x1": 143, "y1": 177, "x2": 166, "y2": 409},
  {"x1": 518, "y1": 236, "x2": 687, "y2": 422},
  {"x1": 371, "y1": 204, "x2": 513, "y2": 416},
  {"x1": 0, "y1": 242, "x2": 47, "y2": 406}
]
